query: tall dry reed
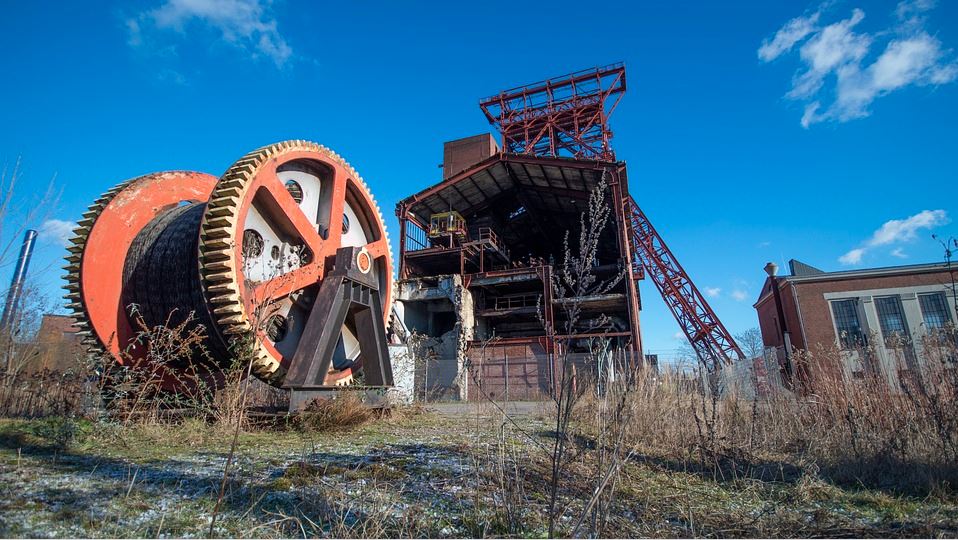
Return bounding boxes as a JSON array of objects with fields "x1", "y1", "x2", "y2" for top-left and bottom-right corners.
[{"x1": 575, "y1": 333, "x2": 958, "y2": 494}]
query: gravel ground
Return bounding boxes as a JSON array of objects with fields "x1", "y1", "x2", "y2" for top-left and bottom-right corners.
[
  {"x1": 0, "y1": 410, "x2": 548, "y2": 538},
  {"x1": 1, "y1": 410, "x2": 957, "y2": 538}
]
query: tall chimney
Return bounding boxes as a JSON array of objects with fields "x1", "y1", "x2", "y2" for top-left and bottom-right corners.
[{"x1": 0, "y1": 229, "x2": 38, "y2": 333}]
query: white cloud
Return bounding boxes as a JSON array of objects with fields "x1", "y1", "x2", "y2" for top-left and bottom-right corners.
[
  {"x1": 731, "y1": 290, "x2": 748, "y2": 302},
  {"x1": 672, "y1": 331, "x2": 686, "y2": 341},
  {"x1": 704, "y1": 287, "x2": 722, "y2": 298},
  {"x1": 758, "y1": 10, "x2": 821, "y2": 62},
  {"x1": 788, "y1": 9, "x2": 871, "y2": 101},
  {"x1": 128, "y1": 0, "x2": 293, "y2": 68},
  {"x1": 891, "y1": 247, "x2": 908, "y2": 258},
  {"x1": 126, "y1": 18, "x2": 142, "y2": 47},
  {"x1": 839, "y1": 209, "x2": 949, "y2": 265},
  {"x1": 38, "y1": 219, "x2": 75, "y2": 246},
  {"x1": 896, "y1": 0, "x2": 937, "y2": 30},
  {"x1": 760, "y1": 3, "x2": 957, "y2": 127},
  {"x1": 156, "y1": 68, "x2": 188, "y2": 86},
  {"x1": 800, "y1": 101, "x2": 822, "y2": 128},
  {"x1": 839, "y1": 247, "x2": 865, "y2": 265},
  {"x1": 867, "y1": 209, "x2": 948, "y2": 246}
]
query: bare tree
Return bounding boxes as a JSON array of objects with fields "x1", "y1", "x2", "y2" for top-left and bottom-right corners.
[
  {"x1": 0, "y1": 158, "x2": 61, "y2": 374},
  {"x1": 932, "y1": 234, "x2": 958, "y2": 326},
  {"x1": 544, "y1": 175, "x2": 625, "y2": 537},
  {"x1": 0, "y1": 158, "x2": 60, "y2": 267},
  {"x1": 735, "y1": 327, "x2": 764, "y2": 360}
]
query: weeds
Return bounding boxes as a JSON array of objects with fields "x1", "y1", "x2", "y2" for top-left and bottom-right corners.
[{"x1": 292, "y1": 391, "x2": 375, "y2": 432}]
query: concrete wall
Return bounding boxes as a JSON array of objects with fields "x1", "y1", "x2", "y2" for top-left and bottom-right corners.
[
  {"x1": 387, "y1": 343, "x2": 415, "y2": 404},
  {"x1": 396, "y1": 275, "x2": 475, "y2": 400}
]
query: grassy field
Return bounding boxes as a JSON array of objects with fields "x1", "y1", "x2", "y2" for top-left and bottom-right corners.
[{"x1": 1, "y1": 404, "x2": 956, "y2": 538}]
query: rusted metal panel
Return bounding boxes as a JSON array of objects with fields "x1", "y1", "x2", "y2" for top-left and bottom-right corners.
[{"x1": 466, "y1": 341, "x2": 551, "y2": 400}]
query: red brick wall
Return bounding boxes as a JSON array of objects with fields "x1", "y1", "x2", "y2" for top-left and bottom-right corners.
[
  {"x1": 755, "y1": 279, "x2": 807, "y2": 350},
  {"x1": 443, "y1": 134, "x2": 498, "y2": 179},
  {"x1": 792, "y1": 270, "x2": 954, "y2": 350},
  {"x1": 31, "y1": 315, "x2": 83, "y2": 373}
]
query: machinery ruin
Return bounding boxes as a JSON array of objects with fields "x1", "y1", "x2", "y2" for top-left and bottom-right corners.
[
  {"x1": 394, "y1": 63, "x2": 743, "y2": 400},
  {"x1": 62, "y1": 63, "x2": 743, "y2": 407},
  {"x1": 64, "y1": 141, "x2": 394, "y2": 407}
]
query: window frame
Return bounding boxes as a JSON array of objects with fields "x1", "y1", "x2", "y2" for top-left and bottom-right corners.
[
  {"x1": 830, "y1": 298, "x2": 866, "y2": 350},
  {"x1": 918, "y1": 292, "x2": 952, "y2": 330},
  {"x1": 874, "y1": 294, "x2": 909, "y2": 346}
]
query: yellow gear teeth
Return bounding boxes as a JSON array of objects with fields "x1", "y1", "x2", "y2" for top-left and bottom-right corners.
[
  {"x1": 66, "y1": 143, "x2": 392, "y2": 391},
  {"x1": 62, "y1": 178, "x2": 136, "y2": 359},
  {"x1": 198, "y1": 140, "x2": 392, "y2": 387}
]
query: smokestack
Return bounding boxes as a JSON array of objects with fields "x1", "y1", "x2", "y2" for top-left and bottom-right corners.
[{"x1": 0, "y1": 229, "x2": 38, "y2": 333}]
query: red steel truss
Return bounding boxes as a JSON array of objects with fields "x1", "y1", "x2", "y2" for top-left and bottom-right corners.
[
  {"x1": 627, "y1": 198, "x2": 744, "y2": 368},
  {"x1": 479, "y1": 63, "x2": 626, "y2": 161},
  {"x1": 479, "y1": 63, "x2": 743, "y2": 369}
]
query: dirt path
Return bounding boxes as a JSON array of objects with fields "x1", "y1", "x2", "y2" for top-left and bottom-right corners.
[{"x1": 426, "y1": 400, "x2": 546, "y2": 418}]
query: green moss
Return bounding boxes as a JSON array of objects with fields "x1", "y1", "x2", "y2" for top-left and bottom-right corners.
[
  {"x1": 282, "y1": 461, "x2": 349, "y2": 485},
  {"x1": 268, "y1": 477, "x2": 292, "y2": 491},
  {"x1": 0, "y1": 417, "x2": 93, "y2": 451},
  {"x1": 345, "y1": 462, "x2": 406, "y2": 481},
  {"x1": 2, "y1": 498, "x2": 44, "y2": 512}
]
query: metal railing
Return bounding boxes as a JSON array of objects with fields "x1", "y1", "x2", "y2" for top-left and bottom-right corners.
[
  {"x1": 492, "y1": 294, "x2": 540, "y2": 310},
  {"x1": 403, "y1": 220, "x2": 430, "y2": 252},
  {"x1": 475, "y1": 227, "x2": 510, "y2": 260}
]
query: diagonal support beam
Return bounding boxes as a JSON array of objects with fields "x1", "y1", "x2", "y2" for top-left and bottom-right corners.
[{"x1": 283, "y1": 247, "x2": 393, "y2": 390}]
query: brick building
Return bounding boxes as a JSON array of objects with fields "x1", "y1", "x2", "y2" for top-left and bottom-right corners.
[
  {"x1": 32, "y1": 314, "x2": 83, "y2": 373},
  {"x1": 754, "y1": 259, "x2": 957, "y2": 389}
]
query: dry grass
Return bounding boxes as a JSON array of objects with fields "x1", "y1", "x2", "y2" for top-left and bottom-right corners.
[
  {"x1": 292, "y1": 391, "x2": 376, "y2": 432},
  {"x1": 2, "y1": 282, "x2": 956, "y2": 537},
  {"x1": 569, "y1": 333, "x2": 958, "y2": 496},
  {"x1": 3, "y1": 399, "x2": 957, "y2": 538},
  {"x1": 0, "y1": 370, "x2": 88, "y2": 418}
]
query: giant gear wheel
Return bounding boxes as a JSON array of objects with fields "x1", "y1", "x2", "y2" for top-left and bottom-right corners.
[{"x1": 63, "y1": 141, "x2": 392, "y2": 389}]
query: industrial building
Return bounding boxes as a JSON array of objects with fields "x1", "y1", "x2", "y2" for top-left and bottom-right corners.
[
  {"x1": 755, "y1": 259, "x2": 957, "y2": 391},
  {"x1": 393, "y1": 64, "x2": 743, "y2": 400},
  {"x1": 394, "y1": 136, "x2": 642, "y2": 399},
  {"x1": 37, "y1": 62, "x2": 745, "y2": 404},
  {"x1": 31, "y1": 314, "x2": 83, "y2": 373}
]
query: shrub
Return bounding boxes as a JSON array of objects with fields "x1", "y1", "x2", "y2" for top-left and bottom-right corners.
[{"x1": 293, "y1": 391, "x2": 374, "y2": 432}]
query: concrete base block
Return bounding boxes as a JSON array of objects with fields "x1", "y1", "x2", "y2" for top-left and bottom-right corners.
[{"x1": 288, "y1": 386, "x2": 390, "y2": 412}]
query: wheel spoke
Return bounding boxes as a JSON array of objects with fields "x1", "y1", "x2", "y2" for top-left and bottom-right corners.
[
  {"x1": 194, "y1": 140, "x2": 393, "y2": 387},
  {"x1": 258, "y1": 167, "x2": 325, "y2": 255},
  {"x1": 251, "y1": 264, "x2": 322, "y2": 307},
  {"x1": 323, "y1": 172, "x2": 348, "y2": 251},
  {"x1": 364, "y1": 238, "x2": 389, "y2": 260}
]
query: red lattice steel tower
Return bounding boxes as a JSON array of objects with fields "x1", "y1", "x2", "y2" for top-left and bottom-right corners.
[
  {"x1": 479, "y1": 63, "x2": 626, "y2": 161},
  {"x1": 480, "y1": 63, "x2": 744, "y2": 369},
  {"x1": 627, "y1": 200, "x2": 744, "y2": 369}
]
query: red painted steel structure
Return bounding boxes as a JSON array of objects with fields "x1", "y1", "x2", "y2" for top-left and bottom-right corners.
[
  {"x1": 627, "y1": 199, "x2": 744, "y2": 369},
  {"x1": 480, "y1": 63, "x2": 743, "y2": 369},
  {"x1": 479, "y1": 63, "x2": 626, "y2": 161}
]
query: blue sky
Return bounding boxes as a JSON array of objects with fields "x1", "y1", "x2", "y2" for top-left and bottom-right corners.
[{"x1": 0, "y1": 0, "x2": 955, "y2": 360}]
